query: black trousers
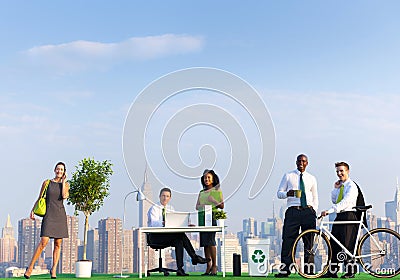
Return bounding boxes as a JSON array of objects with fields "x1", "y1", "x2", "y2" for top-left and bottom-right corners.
[
  {"x1": 330, "y1": 211, "x2": 358, "y2": 275},
  {"x1": 281, "y1": 207, "x2": 316, "y2": 273},
  {"x1": 148, "y1": 233, "x2": 196, "y2": 269}
]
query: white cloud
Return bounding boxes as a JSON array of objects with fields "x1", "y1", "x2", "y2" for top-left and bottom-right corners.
[
  {"x1": 23, "y1": 34, "x2": 204, "y2": 72},
  {"x1": 267, "y1": 90, "x2": 400, "y2": 138}
]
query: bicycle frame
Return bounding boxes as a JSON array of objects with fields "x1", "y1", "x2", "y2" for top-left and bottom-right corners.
[{"x1": 317, "y1": 211, "x2": 384, "y2": 260}]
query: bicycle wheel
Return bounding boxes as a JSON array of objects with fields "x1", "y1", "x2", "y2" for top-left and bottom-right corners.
[
  {"x1": 358, "y1": 228, "x2": 400, "y2": 278},
  {"x1": 292, "y1": 229, "x2": 332, "y2": 278}
]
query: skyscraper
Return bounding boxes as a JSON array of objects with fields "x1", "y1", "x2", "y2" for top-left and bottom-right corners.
[
  {"x1": 366, "y1": 211, "x2": 377, "y2": 230},
  {"x1": 217, "y1": 233, "x2": 241, "y2": 272},
  {"x1": 122, "y1": 229, "x2": 134, "y2": 273},
  {"x1": 240, "y1": 217, "x2": 258, "y2": 262},
  {"x1": 60, "y1": 215, "x2": 79, "y2": 273},
  {"x1": 242, "y1": 217, "x2": 257, "y2": 237},
  {"x1": 242, "y1": 220, "x2": 249, "y2": 236},
  {"x1": 385, "y1": 178, "x2": 400, "y2": 231},
  {"x1": 260, "y1": 218, "x2": 276, "y2": 238},
  {"x1": 377, "y1": 217, "x2": 388, "y2": 227},
  {"x1": 44, "y1": 240, "x2": 54, "y2": 272},
  {"x1": 87, "y1": 228, "x2": 99, "y2": 272},
  {"x1": 0, "y1": 214, "x2": 18, "y2": 264},
  {"x1": 98, "y1": 217, "x2": 122, "y2": 273},
  {"x1": 139, "y1": 169, "x2": 154, "y2": 228},
  {"x1": 18, "y1": 218, "x2": 44, "y2": 269},
  {"x1": 134, "y1": 170, "x2": 154, "y2": 273}
]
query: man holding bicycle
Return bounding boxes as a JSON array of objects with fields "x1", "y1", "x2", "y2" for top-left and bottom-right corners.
[
  {"x1": 275, "y1": 154, "x2": 319, "y2": 278},
  {"x1": 321, "y1": 162, "x2": 359, "y2": 279}
]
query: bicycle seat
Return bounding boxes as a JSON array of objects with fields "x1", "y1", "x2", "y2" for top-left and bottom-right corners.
[{"x1": 353, "y1": 205, "x2": 372, "y2": 211}]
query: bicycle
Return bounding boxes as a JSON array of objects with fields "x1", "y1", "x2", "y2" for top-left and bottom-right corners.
[{"x1": 291, "y1": 205, "x2": 400, "y2": 278}]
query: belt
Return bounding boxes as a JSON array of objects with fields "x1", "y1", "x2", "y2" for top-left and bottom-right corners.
[
  {"x1": 338, "y1": 210, "x2": 357, "y2": 214},
  {"x1": 290, "y1": 205, "x2": 313, "y2": 210}
]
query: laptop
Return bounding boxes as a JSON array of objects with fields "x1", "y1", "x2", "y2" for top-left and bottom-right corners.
[{"x1": 165, "y1": 212, "x2": 193, "y2": 227}]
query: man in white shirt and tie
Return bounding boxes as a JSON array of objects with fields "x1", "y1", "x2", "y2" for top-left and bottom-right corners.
[
  {"x1": 147, "y1": 187, "x2": 209, "y2": 276},
  {"x1": 321, "y1": 162, "x2": 359, "y2": 279},
  {"x1": 275, "y1": 154, "x2": 319, "y2": 278}
]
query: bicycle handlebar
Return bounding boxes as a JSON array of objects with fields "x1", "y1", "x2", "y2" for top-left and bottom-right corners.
[{"x1": 317, "y1": 205, "x2": 372, "y2": 220}]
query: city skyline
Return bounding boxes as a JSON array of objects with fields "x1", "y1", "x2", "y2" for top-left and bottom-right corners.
[
  {"x1": 2, "y1": 1, "x2": 400, "y2": 234},
  {"x1": 1, "y1": 198, "x2": 398, "y2": 276},
  {"x1": 1, "y1": 164, "x2": 399, "y2": 276},
  {"x1": 0, "y1": 177, "x2": 400, "y2": 241},
  {"x1": 3, "y1": 177, "x2": 399, "y2": 245}
]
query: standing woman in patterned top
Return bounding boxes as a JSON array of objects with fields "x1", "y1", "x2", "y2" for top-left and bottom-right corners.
[
  {"x1": 196, "y1": 169, "x2": 224, "y2": 276},
  {"x1": 24, "y1": 162, "x2": 69, "y2": 279}
]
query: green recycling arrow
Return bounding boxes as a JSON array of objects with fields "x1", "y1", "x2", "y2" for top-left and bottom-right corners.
[{"x1": 251, "y1": 249, "x2": 266, "y2": 263}]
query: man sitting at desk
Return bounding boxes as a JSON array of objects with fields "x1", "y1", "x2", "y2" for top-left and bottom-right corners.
[{"x1": 147, "y1": 187, "x2": 210, "y2": 276}]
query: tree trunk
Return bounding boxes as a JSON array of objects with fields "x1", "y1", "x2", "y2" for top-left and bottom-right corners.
[{"x1": 83, "y1": 214, "x2": 89, "y2": 260}]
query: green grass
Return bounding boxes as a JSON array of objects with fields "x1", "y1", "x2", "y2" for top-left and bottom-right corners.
[{"x1": 14, "y1": 272, "x2": 396, "y2": 279}]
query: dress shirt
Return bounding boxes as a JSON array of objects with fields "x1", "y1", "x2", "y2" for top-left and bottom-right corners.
[
  {"x1": 326, "y1": 178, "x2": 358, "y2": 214},
  {"x1": 147, "y1": 202, "x2": 175, "y2": 227},
  {"x1": 277, "y1": 169, "x2": 319, "y2": 211}
]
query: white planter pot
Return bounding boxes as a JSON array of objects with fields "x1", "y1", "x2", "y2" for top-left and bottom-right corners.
[
  {"x1": 76, "y1": 260, "x2": 92, "y2": 278},
  {"x1": 217, "y1": 219, "x2": 226, "y2": 228}
]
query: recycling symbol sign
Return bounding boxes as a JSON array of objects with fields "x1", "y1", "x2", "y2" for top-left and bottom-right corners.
[{"x1": 251, "y1": 249, "x2": 266, "y2": 263}]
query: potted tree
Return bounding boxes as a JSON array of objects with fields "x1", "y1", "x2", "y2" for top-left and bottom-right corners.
[{"x1": 68, "y1": 158, "x2": 113, "y2": 278}]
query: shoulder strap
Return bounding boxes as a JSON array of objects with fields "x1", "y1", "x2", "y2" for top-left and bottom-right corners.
[
  {"x1": 41, "y1": 179, "x2": 50, "y2": 198},
  {"x1": 353, "y1": 180, "x2": 368, "y2": 228},
  {"x1": 353, "y1": 181, "x2": 366, "y2": 206}
]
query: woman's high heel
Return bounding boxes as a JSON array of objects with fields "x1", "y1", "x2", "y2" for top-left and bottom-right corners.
[
  {"x1": 210, "y1": 266, "x2": 218, "y2": 276},
  {"x1": 50, "y1": 269, "x2": 57, "y2": 279},
  {"x1": 24, "y1": 268, "x2": 31, "y2": 279}
]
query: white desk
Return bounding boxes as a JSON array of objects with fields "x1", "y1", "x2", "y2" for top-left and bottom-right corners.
[{"x1": 137, "y1": 226, "x2": 225, "y2": 278}]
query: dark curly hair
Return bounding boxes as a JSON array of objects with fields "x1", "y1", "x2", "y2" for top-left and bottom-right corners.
[{"x1": 201, "y1": 169, "x2": 220, "y2": 189}]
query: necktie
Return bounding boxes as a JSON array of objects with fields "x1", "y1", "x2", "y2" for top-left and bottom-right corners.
[
  {"x1": 162, "y1": 207, "x2": 166, "y2": 226},
  {"x1": 299, "y1": 173, "x2": 307, "y2": 207},
  {"x1": 336, "y1": 184, "x2": 344, "y2": 203}
]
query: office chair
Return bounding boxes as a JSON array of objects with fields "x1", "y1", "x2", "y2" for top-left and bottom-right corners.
[{"x1": 146, "y1": 235, "x2": 178, "y2": 276}]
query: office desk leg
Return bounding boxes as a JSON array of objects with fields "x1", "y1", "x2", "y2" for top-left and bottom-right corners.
[
  {"x1": 144, "y1": 240, "x2": 148, "y2": 278},
  {"x1": 222, "y1": 226, "x2": 225, "y2": 277}
]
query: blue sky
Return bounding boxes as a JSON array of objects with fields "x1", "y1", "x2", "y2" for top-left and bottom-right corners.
[{"x1": 1, "y1": 1, "x2": 400, "y2": 234}]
